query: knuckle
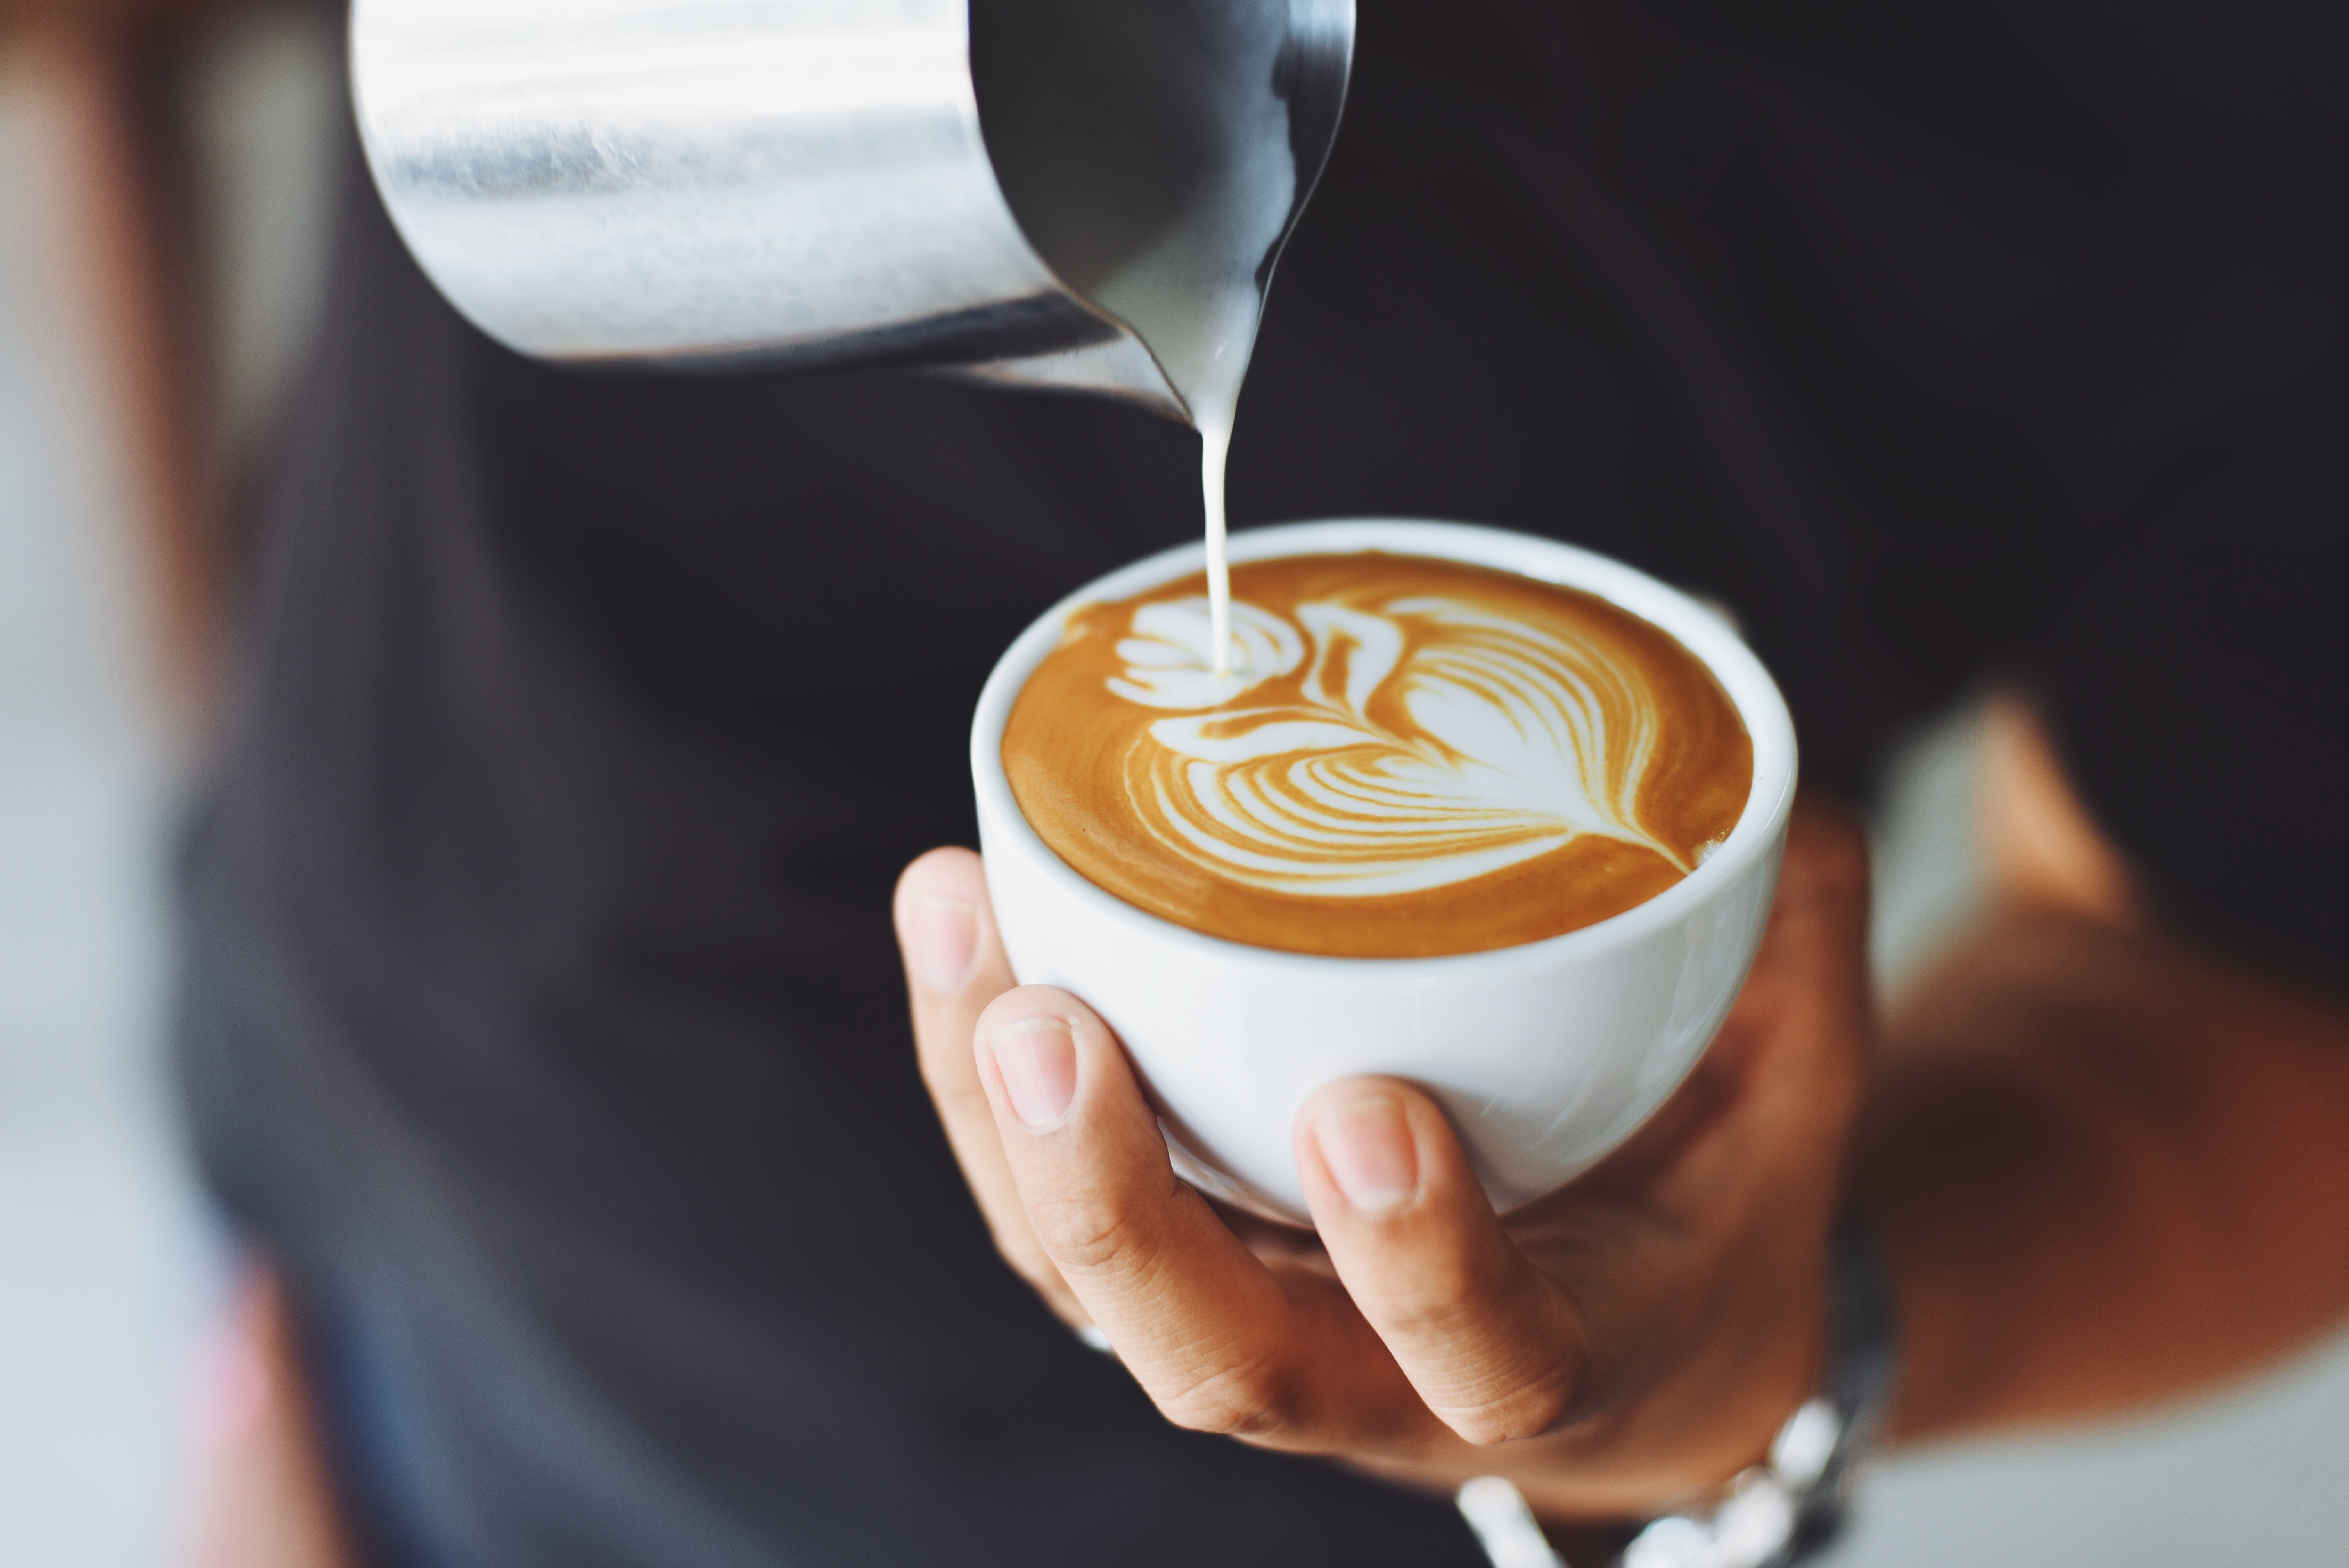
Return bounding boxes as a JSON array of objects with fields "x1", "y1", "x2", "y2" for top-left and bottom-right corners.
[
  {"x1": 1367, "y1": 1256, "x2": 1515, "y2": 1353},
  {"x1": 1402, "y1": 1299, "x2": 1589, "y2": 1447},
  {"x1": 1025, "y1": 1190, "x2": 1147, "y2": 1275},
  {"x1": 1158, "y1": 1349, "x2": 1304, "y2": 1441},
  {"x1": 1441, "y1": 1367, "x2": 1580, "y2": 1446}
]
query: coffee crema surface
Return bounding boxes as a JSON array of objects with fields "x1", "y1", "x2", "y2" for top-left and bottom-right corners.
[{"x1": 1003, "y1": 553, "x2": 1754, "y2": 957}]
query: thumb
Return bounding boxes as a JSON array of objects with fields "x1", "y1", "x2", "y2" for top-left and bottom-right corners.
[{"x1": 1296, "y1": 1076, "x2": 1589, "y2": 1446}]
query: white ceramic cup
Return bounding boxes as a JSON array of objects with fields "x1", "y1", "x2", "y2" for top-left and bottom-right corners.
[{"x1": 970, "y1": 519, "x2": 1798, "y2": 1221}]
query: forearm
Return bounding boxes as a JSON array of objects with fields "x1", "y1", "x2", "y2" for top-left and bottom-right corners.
[{"x1": 1856, "y1": 905, "x2": 2349, "y2": 1442}]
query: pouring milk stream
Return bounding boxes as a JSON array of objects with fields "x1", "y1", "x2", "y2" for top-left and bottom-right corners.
[{"x1": 973, "y1": 0, "x2": 1316, "y2": 677}]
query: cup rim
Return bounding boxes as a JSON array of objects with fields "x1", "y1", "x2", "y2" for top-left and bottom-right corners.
[{"x1": 970, "y1": 518, "x2": 1800, "y2": 974}]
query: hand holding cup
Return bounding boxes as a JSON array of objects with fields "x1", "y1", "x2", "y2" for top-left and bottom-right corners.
[{"x1": 894, "y1": 800, "x2": 1871, "y2": 1515}]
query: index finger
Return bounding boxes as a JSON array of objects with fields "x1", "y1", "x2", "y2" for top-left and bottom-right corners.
[{"x1": 893, "y1": 849, "x2": 1077, "y2": 1321}]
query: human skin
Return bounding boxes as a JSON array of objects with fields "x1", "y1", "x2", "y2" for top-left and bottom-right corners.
[
  {"x1": 895, "y1": 698, "x2": 2349, "y2": 1520},
  {"x1": 187, "y1": 1275, "x2": 356, "y2": 1568}
]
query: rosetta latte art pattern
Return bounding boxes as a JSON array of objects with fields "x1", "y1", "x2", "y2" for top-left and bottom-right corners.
[
  {"x1": 1107, "y1": 593, "x2": 1689, "y2": 896},
  {"x1": 1002, "y1": 554, "x2": 1751, "y2": 956}
]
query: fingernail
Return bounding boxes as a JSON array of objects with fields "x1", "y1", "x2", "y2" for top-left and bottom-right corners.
[
  {"x1": 1314, "y1": 1095, "x2": 1418, "y2": 1213},
  {"x1": 909, "y1": 895, "x2": 978, "y2": 989},
  {"x1": 989, "y1": 1015, "x2": 1077, "y2": 1130}
]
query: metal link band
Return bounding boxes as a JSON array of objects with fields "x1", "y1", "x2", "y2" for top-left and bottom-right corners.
[{"x1": 1615, "y1": 1221, "x2": 1903, "y2": 1568}]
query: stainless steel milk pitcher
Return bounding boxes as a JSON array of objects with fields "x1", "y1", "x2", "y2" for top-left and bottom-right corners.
[{"x1": 350, "y1": 0, "x2": 1355, "y2": 423}]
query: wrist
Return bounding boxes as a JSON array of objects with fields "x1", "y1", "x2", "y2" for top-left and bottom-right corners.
[{"x1": 1616, "y1": 1220, "x2": 1901, "y2": 1568}]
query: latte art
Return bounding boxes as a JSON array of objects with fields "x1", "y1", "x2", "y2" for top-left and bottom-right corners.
[
  {"x1": 1121, "y1": 593, "x2": 1686, "y2": 895},
  {"x1": 1005, "y1": 554, "x2": 1753, "y2": 957}
]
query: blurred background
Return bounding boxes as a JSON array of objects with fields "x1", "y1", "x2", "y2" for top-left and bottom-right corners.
[{"x1": 0, "y1": 6, "x2": 2345, "y2": 1564}]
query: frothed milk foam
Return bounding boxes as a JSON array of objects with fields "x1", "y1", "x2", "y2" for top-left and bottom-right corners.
[{"x1": 1005, "y1": 554, "x2": 1754, "y2": 957}]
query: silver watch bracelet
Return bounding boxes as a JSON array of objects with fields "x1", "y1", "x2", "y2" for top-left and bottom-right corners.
[{"x1": 1457, "y1": 1220, "x2": 1901, "y2": 1568}]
